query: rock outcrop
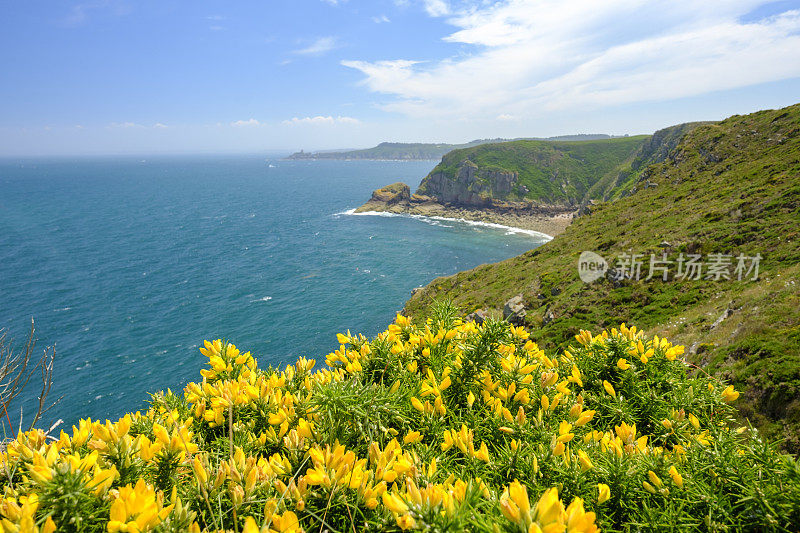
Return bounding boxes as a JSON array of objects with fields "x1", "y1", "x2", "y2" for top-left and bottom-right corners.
[
  {"x1": 370, "y1": 182, "x2": 410, "y2": 204},
  {"x1": 503, "y1": 295, "x2": 526, "y2": 326},
  {"x1": 355, "y1": 183, "x2": 414, "y2": 212},
  {"x1": 418, "y1": 160, "x2": 518, "y2": 207},
  {"x1": 465, "y1": 309, "x2": 488, "y2": 324}
]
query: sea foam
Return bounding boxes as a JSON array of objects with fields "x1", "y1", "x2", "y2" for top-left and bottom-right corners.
[{"x1": 338, "y1": 209, "x2": 553, "y2": 241}]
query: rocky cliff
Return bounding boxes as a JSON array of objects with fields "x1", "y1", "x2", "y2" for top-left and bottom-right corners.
[
  {"x1": 413, "y1": 136, "x2": 650, "y2": 208},
  {"x1": 417, "y1": 160, "x2": 518, "y2": 207},
  {"x1": 367, "y1": 182, "x2": 410, "y2": 204}
]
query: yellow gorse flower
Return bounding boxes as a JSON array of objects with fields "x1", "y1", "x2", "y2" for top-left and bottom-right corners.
[
  {"x1": 721, "y1": 385, "x2": 740, "y2": 402},
  {"x1": 501, "y1": 483, "x2": 599, "y2": 533},
  {"x1": 597, "y1": 483, "x2": 611, "y2": 504},
  {"x1": 107, "y1": 479, "x2": 174, "y2": 532}
]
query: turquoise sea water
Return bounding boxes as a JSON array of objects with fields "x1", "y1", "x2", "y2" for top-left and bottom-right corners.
[{"x1": 0, "y1": 156, "x2": 547, "y2": 430}]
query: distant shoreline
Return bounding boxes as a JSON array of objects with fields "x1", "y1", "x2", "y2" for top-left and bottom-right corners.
[{"x1": 282, "y1": 157, "x2": 441, "y2": 162}]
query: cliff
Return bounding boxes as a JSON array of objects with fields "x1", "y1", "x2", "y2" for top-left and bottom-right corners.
[
  {"x1": 417, "y1": 160, "x2": 517, "y2": 207},
  {"x1": 417, "y1": 136, "x2": 650, "y2": 207},
  {"x1": 366, "y1": 181, "x2": 410, "y2": 204}
]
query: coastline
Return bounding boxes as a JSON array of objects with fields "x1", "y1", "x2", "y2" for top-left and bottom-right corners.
[
  {"x1": 283, "y1": 157, "x2": 440, "y2": 162},
  {"x1": 350, "y1": 201, "x2": 574, "y2": 238}
]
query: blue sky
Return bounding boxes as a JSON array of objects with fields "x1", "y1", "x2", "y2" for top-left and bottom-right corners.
[{"x1": 1, "y1": 0, "x2": 799, "y2": 155}]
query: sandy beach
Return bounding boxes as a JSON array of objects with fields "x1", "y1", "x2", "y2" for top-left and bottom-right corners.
[{"x1": 354, "y1": 200, "x2": 575, "y2": 237}]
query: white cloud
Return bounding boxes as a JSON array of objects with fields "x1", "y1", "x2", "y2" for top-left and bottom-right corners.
[
  {"x1": 342, "y1": 1, "x2": 800, "y2": 120},
  {"x1": 321, "y1": 0, "x2": 346, "y2": 4},
  {"x1": 423, "y1": 0, "x2": 449, "y2": 17},
  {"x1": 107, "y1": 122, "x2": 171, "y2": 129},
  {"x1": 109, "y1": 122, "x2": 144, "y2": 129},
  {"x1": 282, "y1": 115, "x2": 361, "y2": 126},
  {"x1": 294, "y1": 37, "x2": 338, "y2": 56},
  {"x1": 496, "y1": 114, "x2": 517, "y2": 121},
  {"x1": 373, "y1": 14, "x2": 391, "y2": 23},
  {"x1": 231, "y1": 118, "x2": 260, "y2": 127},
  {"x1": 341, "y1": 59, "x2": 422, "y2": 89}
]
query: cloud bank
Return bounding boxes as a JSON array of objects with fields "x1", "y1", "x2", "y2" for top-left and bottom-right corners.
[
  {"x1": 231, "y1": 118, "x2": 261, "y2": 127},
  {"x1": 282, "y1": 115, "x2": 361, "y2": 126},
  {"x1": 342, "y1": 1, "x2": 800, "y2": 119}
]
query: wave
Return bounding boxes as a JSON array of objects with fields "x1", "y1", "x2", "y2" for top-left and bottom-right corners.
[
  {"x1": 250, "y1": 296, "x2": 273, "y2": 303},
  {"x1": 337, "y1": 209, "x2": 552, "y2": 241}
]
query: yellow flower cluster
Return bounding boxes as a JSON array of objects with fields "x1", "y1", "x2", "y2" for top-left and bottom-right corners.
[
  {"x1": 1, "y1": 408, "x2": 196, "y2": 532},
  {"x1": 107, "y1": 479, "x2": 174, "y2": 532},
  {"x1": 441, "y1": 425, "x2": 491, "y2": 462},
  {"x1": 0, "y1": 493, "x2": 56, "y2": 533},
  {"x1": 501, "y1": 483, "x2": 598, "y2": 533},
  {"x1": 0, "y1": 314, "x2": 749, "y2": 532}
]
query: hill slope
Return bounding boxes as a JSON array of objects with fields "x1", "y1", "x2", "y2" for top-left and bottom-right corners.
[
  {"x1": 417, "y1": 136, "x2": 650, "y2": 206},
  {"x1": 404, "y1": 104, "x2": 800, "y2": 451}
]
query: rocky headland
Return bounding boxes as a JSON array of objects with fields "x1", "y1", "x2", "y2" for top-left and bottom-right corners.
[
  {"x1": 354, "y1": 173, "x2": 576, "y2": 237},
  {"x1": 355, "y1": 184, "x2": 574, "y2": 236}
]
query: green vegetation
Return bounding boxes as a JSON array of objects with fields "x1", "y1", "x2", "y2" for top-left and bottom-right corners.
[
  {"x1": 4, "y1": 304, "x2": 800, "y2": 532},
  {"x1": 406, "y1": 104, "x2": 800, "y2": 452},
  {"x1": 586, "y1": 122, "x2": 710, "y2": 201},
  {"x1": 418, "y1": 136, "x2": 651, "y2": 205}
]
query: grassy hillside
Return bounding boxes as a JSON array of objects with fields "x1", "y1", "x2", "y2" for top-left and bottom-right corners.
[
  {"x1": 586, "y1": 122, "x2": 710, "y2": 201},
  {"x1": 405, "y1": 104, "x2": 800, "y2": 451},
  {"x1": 417, "y1": 136, "x2": 650, "y2": 205}
]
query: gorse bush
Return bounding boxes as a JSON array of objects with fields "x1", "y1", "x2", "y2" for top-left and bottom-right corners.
[{"x1": 2, "y1": 302, "x2": 799, "y2": 532}]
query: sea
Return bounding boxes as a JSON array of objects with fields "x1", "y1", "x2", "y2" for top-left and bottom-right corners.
[{"x1": 0, "y1": 155, "x2": 548, "y2": 431}]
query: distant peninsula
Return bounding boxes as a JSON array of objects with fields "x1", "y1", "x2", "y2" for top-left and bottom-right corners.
[{"x1": 286, "y1": 135, "x2": 619, "y2": 161}]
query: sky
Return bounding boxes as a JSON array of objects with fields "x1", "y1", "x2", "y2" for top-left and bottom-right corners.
[{"x1": 1, "y1": 0, "x2": 799, "y2": 155}]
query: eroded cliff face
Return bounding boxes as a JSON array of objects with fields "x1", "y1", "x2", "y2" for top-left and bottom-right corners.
[
  {"x1": 418, "y1": 160, "x2": 519, "y2": 207},
  {"x1": 354, "y1": 182, "x2": 414, "y2": 213}
]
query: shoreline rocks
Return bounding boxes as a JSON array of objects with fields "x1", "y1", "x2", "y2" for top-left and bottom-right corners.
[{"x1": 355, "y1": 182, "x2": 576, "y2": 237}]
